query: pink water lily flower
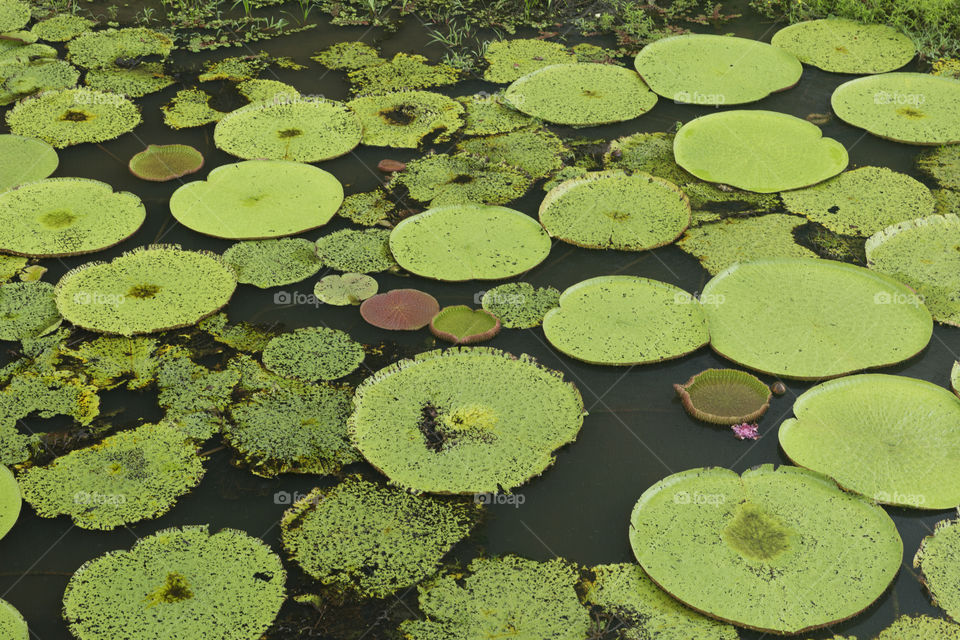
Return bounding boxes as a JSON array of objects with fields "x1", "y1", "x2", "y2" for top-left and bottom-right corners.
[{"x1": 731, "y1": 423, "x2": 759, "y2": 440}]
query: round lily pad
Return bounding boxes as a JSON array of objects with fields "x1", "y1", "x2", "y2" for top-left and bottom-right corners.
[
  {"x1": 770, "y1": 19, "x2": 916, "y2": 74},
  {"x1": 629, "y1": 464, "x2": 902, "y2": 634},
  {"x1": 129, "y1": 144, "x2": 204, "y2": 182},
  {"x1": 169, "y1": 160, "x2": 343, "y2": 240},
  {"x1": 0, "y1": 464, "x2": 21, "y2": 540},
  {"x1": 390, "y1": 152, "x2": 534, "y2": 206},
  {"x1": 261, "y1": 326, "x2": 364, "y2": 382},
  {"x1": 480, "y1": 282, "x2": 559, "y2": 329},
  {"x1": 214, "y1": 98, "x2": 362, "y2": 162},
  {"x1": 0, "y1": 281, "x2": 61, "y2": 340},
  {"x1": 542, "y1": 276, "x2": 709, "y2": 365},
  {"x1": 430, "y1": 305, "x2": 501, "y2": 344},
  {"x1": 389, "y1": 204, "x2": 550, "y2": 281},
  {"x1": 66, "y1": 27, "x2": 173, "y2": 70},
  {"x1": 781, "y1": 166, "x2": 936, "y2": 236},
  {"x1": 346, "y1": 90, "x2": 463, "y2": 148},
  {"x1": 349, "y1": 347, "x2": 585, "y2": 494},
  {"x1": 222, "y1": 238, "x2": 322, "y2": 289},
  {"x1": 0, "y1": 598, "x2": 27, "y2": 640},
  {"x1": 914, "y1": 515, "x2": 960, "y2": 621},
  {"x1": 313, "y1": 273, "x2": 377, "y2": 306},
  {"x1": 55, "y1": 245, "x2": 237, "y2": 335},
  {"x1": 314, "y1": 228, "x2": 396, "y2": 273},
  {"x1": 62, "y1": 525, "x2": 286, "y2": 640},
  {"x1": 701, "y1": 258, "x2": 933, "y2": 379},
  {"x1": 0, "y1": 134, "x2": 58, "y2": 192},
  {"x1": 482, "y1": 38, "x2": 575, "y2": 83},
  {"x1": 0, "y1": 177, "x2": 145, "y2": 257},
  {"x1": 539, "y1": 170, "x2": 690, "y2": 251},
  {"x1": 5, "y1": 88, "x2": 142, "y2": 148},
  {"x1": 674, "y1": 110, "x2": 848, "y2": 193},
  {"x1": 504, "y1": 63, "x2": 657, "y2": 126},
  {"x1": 456, "y1": 92, "x2": 533, "y2": 136},
  {"x1": 359, "y1": 288, "x2": 439, "y2": 330},
  {"x1": 674, "y1": 368, "x2": 771, "y2": 425},
  {"x1": 866, "y1": 214, "x2": 960, "y2": 326},
  {"x1": 634, "y1": 34, "x2": 802, "y2": 105},
  {"x1": 831, "y1": 73, "x2": 960, "y2": 145},
  {"x1": 30, "y1": 14, "x2": 93, "y2": 42},
  {"x1": 280, "y1": 476, "x2": 479, "y2": 598},
  {"x1": 780, "y1": 373, "x2": 960, "y2": 509}
]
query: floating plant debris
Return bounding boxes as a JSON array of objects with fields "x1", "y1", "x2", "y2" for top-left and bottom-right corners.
[
  {"x1": 674, "y1": 368, "x2": 772, "y2": 425},
  {"x1": 349, "y1": 347, "x2": 584, "y2": 494},
  {"x1": 629, "y1": 464, "x2": 902, "y2": 634},
  {"x1": 0, "y1": 463, "x2": 20, "y2": 540},
  {"x1": 481, "y1": 282, "x2": 559, "y2": 329},
  {"x1": 128, "y1": 144, "x2": 204, "y2": 182},
  {"x1": 482, "y1": 38, "x2": 574, "y2": 83},
  {"x1": 390, "y1": 152, "x2": 534, "y2": 206},
  {"x1": 261, "y1": 326, "x2": 364, "y2": 382},
  {"x1": 914, "y1": 514, "x2": 960, "y2": 621},
  {"x1": 313, "y1": 273, "x2": 378, "y2": 306},
  {"x1": 359, "y1": 288, "x2": 439, "y2": 330},
  {"x1": 0, "y1": 598, "x2": 27, "y2": 640},
  {"x1": 222, "y1": 239, "x2": 323, "y2": 288},
  {"x1": 770, "y1": 19, "x2": 916, "y2": 73},
  {"x1": 66, "y1": 27, "x2": 173, "y2": 69},
  {"x1": 314, "y1": 228, "x2": 397, "y2": 273},
  {"x1": 429, "y1": 305, "x2": 501, "y2": 344},
  {"x1": 0, "y1": 281, "x2": 61, "y2": 340},
  {"x1": 5, "y1": 88, "x2": 141, "y2": 148},
  {"x1": 347, "y1": 90, "x2": 464, "y2": 148}
]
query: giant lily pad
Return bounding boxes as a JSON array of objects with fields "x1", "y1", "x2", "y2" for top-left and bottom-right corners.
[
  {"x1": 55, "y1": 245, "x2": 237, "y2": 335},
  {"x1": 30, "y1": 14, "x2": 93, "y2": 42},
  {"x1": 482, "y1": 38, "x2": 574, "y2": 83},
  {"x1": 169, "y1": 160, "x2": 343, "y2": 240},
  {"x1": 0, "y1": 178, "x2": 145, "y2": 257},
  {"x1": 780, "y1": 374, "x2": 960, "y2": 508},
  {"x1": 831, "y1": 73, "x2": 960, "y2": 145},
  {"x1": 0, "y1": 0, "x2": 29, "y2": 32},
  {"x1": 542, "y1": 276, "x2": 709, "y2": 365},
  {"x1": 701, "y1": 258, "x2": 933, "y2": 379},
  {"x1": 0, "y1": 281, "x2": 60, "y2": 340},
  {"x1": 674, "y1": 110, "x2": 848, "y2": 193},
  {"x1": 261, "y1": 326, "x2": 364, "y2": 382},
  {"x1": 390, "y1": 152, "x2": 534, "y2": 206},
  {"x1": 5, "y1": 88, "x2": 141, "y2": 148},
  {"x1": 629, "y1": 464, "x2": 902, "y2": 634},
  {"x1": 674, "y1": 368, "x2": 771, "y2": 425},
  {"x1": 430, "y1": 305, "x2": 501, "y2": 344},
  {"x1": 223, "y1": 238, "x2": 322, "y2": 288},
  {"x1": 214, "y1": 98, "x2": 362, "y2": 162},
  {"x1": 349, "y1": 347, "x2": 585, "y2": 494},
  {"x1": 504, "y1": 63, "x2": 657, "y2": 126},
  {"x1": 129, "y1": 144, "x2": 204, "y2": 182},
  {"x1": 66, "y1": 27, "x2": 173, "y2": 69},
  {"x1": 481, "y1": 282, "x2": 559, "y2": 329},
  {"x1": 0, "y1": 463, "x2": 20, "y2": 540},
  {"x1": 0, "y1": 134, "x2": 58, "y2": 192},
  {"x1": 866, "y1": 214, "x2": 960, "y2": 326},
  {"x1": 62, "y1": 525, "x2": 286, "y2": 640},
  {"x1": 389, "y1": 204, "x2": 550, "y2": 281},
  {"x1": 359, "y1": 288, "x2": 439, "y2": 330},
  {"x1": 0, "y1": 599, "x2": 27, "y2": 640},
  {"x1": 634, "y1": 34, "x2": 802, "y2": 105},
  {"x1": 347, "y1": 90, "x2": 463, "y2": 148},
  {"x1": 539, "y1": 170, "x2": 690, "y2": 251},
  {"x1": 770, "y1": 19, "x2": 916, "y2": 73},
  {"x1": 914, "y1": 515, "x2": 960, "y2": 621}
]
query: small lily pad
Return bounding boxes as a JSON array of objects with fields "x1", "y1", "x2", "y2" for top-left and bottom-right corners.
[
  {"x1": 0, "y1": 281, "x2": 61, "y2": 340},
  {"x1": 161, "y1": 88, "x2": 225, "y2": 130},
  {"x1": 5, "y1": 88, "x2": 141, "y2": 148},
  {"x1": 0, "y1": 0, "x2": 30, "y2": 32},
  {"x1": 456, "y1": 126, "x2": 568, "y2": 180},
  {"x1": 771, "y1": 19, "x2": 916, "y2": 74},
  {"x1": 482, "y1": 38, "x2": 574, "y2": 83},
  {"x1": 314, "y1": 228, "x2": 397, "y2": 273},
  {"x1": 347, "y1": 53, "x2": 459, "y2": 95},
  {"x1": 481, "y1": 282, "x2": 559, "y2": 329},
  {"x1": 261, "y1": 326, "x2": 364, "y2": 382},
  {"x1": 313, "y1": 273, "x2": 378, "y2": 306},
  {"x1": 222, "y1": 238, "x2": 322, "y2": 288},
  {"x1": 674, "y1": 368, "x2": 772, "y2": 425},
  {"x1": 0, "y1": 133, "x2": 58, "y2": 191},
  {"x1": 0, "y1": 463, "x2": 20, "y2": 540},
  {"x1": 359, "y1": 288, "x2": 438, "y2": 330},
  {"x1": 311, "y1": 41, "x2": 382, "y2": 70},
  {"x1": 456, "y1": 92, "x2": 533, "y2": 135},
  {"x1": 914, "y1": 514, "x2": 960, "y2": 621},
  {"x1": 347, "y1": 90, "x2": 464, "y2": 148},
  {"x1": 430, "y1": 305, "x2": 501, "y2": 344},
  {"x1": 336, "y1": 188, "x2": 396, "y2": 226},
  {"x1": 129, "y1": 144, "x2": 204, "y2": 182}
]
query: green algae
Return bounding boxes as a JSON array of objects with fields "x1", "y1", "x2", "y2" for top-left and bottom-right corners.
[
  {"x1": 161, "y1": 88, "x2": 226, "y2": 130},
  {"x1": 347, "y1": 90, "x2": 464, "y2": 148},
  {"x1": 313, "y1": 273, "x2": 378, "y2": 306},
  {"x1": 336, "y1": 188, "x2": 396, "y2": 226},
  {"x1": 430, "y1": 305, "x2": 500, "y2": 344},
  {"x1": 456, "y1": 92, "x2": 534, "y2": 136},
  {"x1": 917, "y1": 144, "x2": 960, "y2": 190},
  {"x1": 5, "y1": 88, "x2": 141, "y2": 148},
  {"x1": 347, "y1": 53, "x2": 460, "y2": 95},
  {"x1": 771, "y1": 19, "x2": 915, "y2": 73},
  {"x1": 914, "y1": 515, "x2": 960, "y2": 621},
  {"x1": 456, "y1": 126, "x2": 568, "y2": 180},
  {"x1": 0, "y1": 598, "x2": 27, "y2": 640},
  {"x1": 0, "y1": 134, "x2": 58, "y2": 192},
  {"x1": 62, "y1": 335, "x2": 160, "y2": 390},
  {"x1": 390, "y1": 152, "x2": 534, "y2": 206},
  {"x1": 315, "y1": 227, "x2": 397, "y2": 273},
  {"x1": 0, "y1": 58, "x2": 80, "y2": 105},
  {"x1": 481, "y1": 282, "x2": 559, "y2": 329},
  {"x1": 66, "y1": 28, "x2": 173, "y2": 70},
  {"x1": 31, "y1": 14, "x2": 93, "y2": 42},
  {"x1": 875, "y1": 615, "x2": 960, "y2": 639},
  {"x1": 0, "y1": 281, "x2": 60, "y2": 340},
  {"x1": 129, "y1": 144, "x2": 204, "y2": 182},
  {"x1": 0, "y1": 463, "x2": 20, "y2": 540},
  {"x1": 482, "y1": 38, "x2": 575, "y2": 83},
  {"x1": 311, "y1": 41, "x2": 383, "y2": 70},
  {"x1": 223, "y1": 238, "x2": 322, "y2": 288},
  {"x1": 84, "y1": 63, "x2": 174, "y2": 98},
  {"x1": 262, "y1": 326, "x2": 365, "y2": 382}
]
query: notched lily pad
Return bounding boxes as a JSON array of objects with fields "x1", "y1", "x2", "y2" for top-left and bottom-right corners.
[
  {"x1": 162, "y1": 88, "x2": 226, "y2": 130},
  {"x1": 129, "y1": 144, "x2": 204, "y2": 182},
  {"x1": 430, "y1": 305, "x2": 501, "y2": 344},
  {"x1": 359, "y1": 288, "x2": 439, "y2": 330},
  {"x1": 674, "y1": 368, "x2": 772, "y2": 425}
]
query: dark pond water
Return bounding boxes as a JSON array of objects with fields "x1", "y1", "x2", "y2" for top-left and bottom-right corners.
[{"x1": 1, "y1": 3, "x2": 958, "y2": 638}]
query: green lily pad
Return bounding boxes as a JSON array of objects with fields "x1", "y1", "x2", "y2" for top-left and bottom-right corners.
[
  {"x1": 61, "y1": 335, "x2": 160, "y2": 390},
  {"x1": 953, "y1": 361, "x2": 960, "y2": 397},
  {"x1": 389, "y1": 204, "x2": 550, "y2": 281},
  {"x1": 55, "y1": 245, "x2": 237, "y2": 335},
  {"x1": 336, "y1": 188, "x2": 396, "y2": 226},
  {"x1": 875, "y1": 615, "x2": 960, "y2": 639},
  {"x1": 831, "y1": 73, "x2": 960, "y2": 145},
  {"x1": 311, "y1": 41, "x2": 383, "y2": 70},
  {"x1": 349, "y1": 347, "x2": 585, "y2": 494},
  {"x1": 169, "y1": 160, "x2": 343, "y2": 240},
  {"x1": 236, "y1": 79, "x2": 299, "y2": 105},
  {"x1": 0, "y1": 598, "x2": 27, "y2": 640},
  {"x1": 480, "y1": 282, "x2": 559, "y2": 329},
  {"x1": 781, "y1": 166, "x2": 936, "y2": 236},
  {"x1": 198, "y1": 55, "x2": 270, "y2": 82},
  {"x1": 314, "y1": 228, "x2": 397, "y2": 273},
  {"x1": 542, "y1": 276, "x2": 709, "y2": 365},
  {"x1": 223, "y1": 238, "x2": 322, "y2": 288},
  {"x1": 634, "y1": 34, "x2": 802, "y2": 105},
  {"x1": 5, "y1": 88, "x2": 141, "y2": 148},
  {"x1": 430, "y1": 305, "x2": 501, "y2": 344},
  {"x1": 482, "y1": 38, "x2": 575, "y2": 83},
  {"x1": 200, "y1": 313, "x2": 278, "y2": 353},
  {"x1": 629, "y1": 464, "x2": 902, "y2": 634},
  {"x1": 0, "y1": 463, "x2": 20, "y2": 540},
  {"x1": 31, "y1": 14, "x2": 93, "y2": 42},
  {"x1": 701, "y1": 258, "x2": 933, "y2": 379},
  {"x1": 0, "y1": 57, "x2": 81, "y2": 106},
  {"x1": 504, "y1": 63, "x2": 657, "y2": 126},
  {"x1": 539, "y1": 170, "x2": 690, "y2": 251},
  {"x1": 280, "y1": 476, "x2": 479, "y2": 598},
  {"x1": 347, "y1": 90, "x2": 463, "y2": 148},
  {"x1": 261, "y1": 326, "x2": 364, "y2": 382},
  {"x1": 866, "y1": 214, "x2": 960, "y2": 326},
  {"x1": 313, "y1": 273, "x2": 378, "y2": 305},
  {"x1": 771, "y1": 19, "x2": 916, "y2": 73},
  {"x1": 0, "y1": 281, "x2": 61, "y2": 340},
  {"x1": 63, "y1": 525, "x2": 286, "y2": 640},
  {"x1": 390, "y1": 152, "x2": 534, "y2": 206},
  {"x1": 0, "y1": 134, "x2": 58, "y2": 192},
  {"x1": 0, "y1": 178, "x2": 145, "y2": 257},
  {"x1": 214, "y1": 98, "x2": 362, "y2": 162},
  {"x1": 917, "y1": 144, "x2": 960, "y2": 190},
  {"x1": 84, "y1": 63, "x2": 174, "y2": 98},
  {"x1": 456, "y1": 92, "x2": 533, "y2": 136},
  {"x1": 780, "y1": 373, "x2": 960, "y2": 509},
  {"x1": 674, "y1": 110, "x2": 848, "y2": 193},
  {"x1": 66, "y1": 27, "x2": 173, "y2": 69},
  {"x1": 129, "y1": 144, "x2": 204, "y2": 182},
  {"x1": 0, "y1": 0, "x2": 29, "y2": 32},
  {"x1": 914, "y1": 514, "x2": 960, "y2": 621},
  {"x1": 162, "y1": 88, "x2": 225, "y2": 130},
  {"x1": 347, "y1": 53, "x2": 460, "y2": 96},
  {"x1": 456, "y1": 126, "x2": 568, "y2": 180},
  {"x1": 674, "y1": 368, "x2": 771, "y2": 425}
]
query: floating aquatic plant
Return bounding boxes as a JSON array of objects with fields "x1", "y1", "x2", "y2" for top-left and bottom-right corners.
[
  {"x1": 0, "y1": 0, "x2": 29, "y2": 32},
  {"x1": 66, "y1": 27, "x2": 173, "y2": 69},
  {"x1": 236, "y1": 79, "x2": 299, "y2": 105},
  {"x1": 347, "y1": 90, "x2": 464, "y2": 148},
  {"x1": 0, "y1": 366, "x2": 99, "y2": 429},
  {"x1": 262, "y1": 326, "x2": 365, "y2": 382},
  {"x1": 55, "y1": 245, "x2": 237, "y2": 335},
  {"x1": 389, "y1": 204, "x2": 550, "y2": 281},
  {"x1": 702, "y1": 258, "x2": 932, "y2": 379},
  {"x1": 336, "y1": 188, "x2": 396, "y2": 226},
  {"x1": 198, "y1": 55, "x2": 270, "y2": 82},
  {"x1": 634, "y1": 34, "x2": 802, "y2": 105},
  {"x1": 199, "y1": 313, "x2": 277, "y2": 353},
  {"x1": 543, "y1": 276, "x2": 709, "y2": 365},
  {"x1": 0, "y1": 255, "x2": 28, "y2": 284},
  {"x1": 350, "y1": 347, "x2": 584, "y2": 494},
  {"x1": 84, "y1": 63, "x2": 174, "y2": 98},
  {"x1": 0, "y1": 598, "x2": 26, "y2": 640},
  {"x1": 359, "y1": 288, "x2": 439, "y2": 330},
  {"x1": 731, "y1": 422, "x2": 759, "y2": 439},
  {"x1": 347, "y1": 52, "x2": 459, "y2": 95},
  {"x1": 674, "y1": 368, "x2": 772, "y2": 425},
  {"x1": 222, "y1": 238, "x2": 322, "y2": 288},
  {"x1": 313, "y1": 273, "x2": 378, "y2": 306},
  {"x1": 674, "y1": 110, "x2": 848, "y2": 193},
  {"x1": 5, "y1": 88, "x2": 141, "y2": 148},
  {"x1": 456, "y1": 126, "x2": 568, "y2": 180},
  {"x1": 914, "y1": 514, "x2": 960, "y2": 621},
  {"x1": 30, "y1": 14, "x2": 93, "y2": 42},
  {"x1": 129, "y1": 144, "x2": 204, "y2": 182},
  {"x1": 311, "y1": 41, "x2": 382, "y2": 70},
  {"x1": 481, "y1": 282, "x2": 559, "y2": 329},
  {"x1": 430, "y1": 305, "x2": 501, "y2": 344},
  {"x1": 0, "y1": 57, "x2": 80, "y2": 105},
  {"x1": 629, "y1": 464, "x2": 902, "y2": 634},
  {"x1": 0, "y1": 281, "x2": 60, "y2": 340},
  {"x1": 0, "y1": 463, "x2": 20, "y2": 540},
  {"x1": 504, "y1": 63, "x2": 657, "y2": 126},
  {"x1": 482, "y1": 38, "x2": 575, "y2": 83},
  {"x1": 456, "y1": 92, "x2": 533, "y2": 136},
  {"x1": 390, "y1": 152, "x2": 534, "y2": 206},
  {"x1": 875, "y1": 615, "x2": 960, "y2": 638},
  {"x1": 314, "y1": 227, "x2": 397, "y2": 273},
  {"x1": 281, "y1": 476, "x2": 480, "y2": 598},
  {"x1": 170, "y1": 160, "x2": 343, "y2": 240},
  {"x1": 954, "y1": 361, "x2": 960, "y2": 397},
  {"x1": 61, "y1": 335, "x2": 159, "y2": 390},
  {"x1": 156, "y1": 350, "x2": 239, "y2": 438},
  {"x1": 62, "y1": 525, "x2": 286, "y2": 640},
  {"x1": 770, "y1": 19, "x2": 916, "y2": 73},
  {"x1": 917, "y1": 144, "x2": 960, "y2": 190},
  {"x1": 161, "y1": 88, "x2": 225, "y2": 130}
]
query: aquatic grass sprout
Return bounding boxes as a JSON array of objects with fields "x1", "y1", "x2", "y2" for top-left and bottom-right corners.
[
  {"x1": 0, "y1": 464, "x2": 20, "y2": 540},
  {"x1": 674, "y1": 368, "x2": 772, "y2": 425},
  {"x1": 0, "y1": 598, "x2": 27, "y2": 640},
  {"x1": 390, "y1": 152, "x2": 534, "y2": 206},
  {"x1": 261, "y1": 326, "x2": 365, "y2": 382},
  {"x1": 313, "y1": 273, "x2": 378, "y2": 305},
  {"x1": 480, "y1": 282, "x2": 559, "y2": 329},
  {"x1": 66, "y1": 28, "x2": 173, "y2": 69},
  {"x1": 770, "y1": 19, "x2": 916, "y2": 73},
  {"x1": 222, "y1": 238, "x2": 322, "y2": 288},
  {"x1": 0, "y1": 281, "x2": 61, "y2": 340},
  {"x1": 347, "y1": 90, "x2": 464, "y2": 148},
  {"x1": 6, "y1": 88, "x2": 141, "y2": 148},
  {"x1": 0, "y1": 134, "x2": 58, "y2": 192},
  {"x1": 482, "y1": 38, "x2": 574, "y2": 83},
  {"x1": 359, "y1": 288, "x2": 439, "y2": 330},
  {"x1": 429, "y1": 305, "x2": 501, "y2": 344},
  {"x1": 129, "y1": 144, "x2": 204, "y2": 182},
  {"x1": 914, "y1": 515, "x2": 960, "y2": 621},
  {"x1": 314, "y1": 228, "x2": 397, "y2": 273}
]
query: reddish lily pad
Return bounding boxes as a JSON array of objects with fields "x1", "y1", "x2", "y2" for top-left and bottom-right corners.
[
  {"x1": 429, "y1": 305, "x2": 501, "y2": 344},
  {"x1": 128, "y1": 144, "x2": 204, "y2": 182},
  {"x1": 674, "y1": 368, "x2": 772, "y2": 425},
  {"x1": 360, "y1": 289, "x2": 439, "y2": 330}
]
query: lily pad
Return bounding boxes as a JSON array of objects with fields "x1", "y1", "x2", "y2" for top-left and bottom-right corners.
[
  {"x1": 0, "y1": 178, "x2": 145, "y2": 257},
  {"x1": 169, "y1": 160, "x2": 343, "y2": 240},
  {"x1": 674, "y1": 368, "x2": 772, "y2": 425},
  {"x1": 66, "y1": 27, "x2": 173, "y2": 69},
  {"x1": 214, "y1": 98, "x2": 362, "y2": 162},
  {"x1": 55, "y1": 245, "x2": 237, "y2": 335},
  {"x1": 236, "y1": 79, "x2": 299, "y2": 105},
  {"x1": 359, "y1": 288, "x2": 439, "y2": 330},
  {"x1": 781, "y1": 166, "x2": 936, "y2": 236},
  {"x1": 674, "y1": 110, "x2": 848, "y2": 193},
  {"x1": 0, "y1": 58, "x2": 80, "y2": 106},
  {"x1": 280, "y1": 476, "x2": 479, "y2": 598},
  {"x1": 831, "y1": 73, "x2": 960, "y2": 145},
  {"x1": 875, "y1": 615, "x2": 960, "y2": 639},
  {"x1": 0, "y1": 281, "x2": 60, "y2": 340},
  {"x1": 542, "y1": 276, "x2": 709, "y2": 365},
  {"x1": 701, "y1": 258, "x2": 933, "y2": 379},
  {"x1": 539, "y1": 170, "x2": 690, "y2": 251},
  {"x1": 31, "y1": 14, "x2": 93, "y2": 42},
  {"x1": 629, "y1": 464, "x2": 902, "y2": 634},
  {"x1": 314, "y1": 228, "x2": 397, "y2": 273},
  {"x1": 390, "y1": 152, "x2": 534, "y2": 206},
  {"x1": 770, "y1": 19, "x2": 916, "y2": 73},
  {"x1": 349, "y1": 347, "x2": 585, "y2": 494},
  {"x1": 313, "y1": 273, "x2": 378, "y2": 305},
  {"x1": 347, "y1": 90, "x2": 463, "y2": 148},
  {"x1": 222, "y1": 238, "x2": 322, "y2": 289},
  {"x1": 917, "y1": 144, "x2": 960, "y2": 190},
  {"x1": 5, "y1": 88, "x2": 141, "y2": 148},
  {"x1": 311, "y1": 41, "x2": 382, "y2": 70},
  {"x1": 389, "y1": 204, "x2": 550, "y2": 281},
  {"x1": 430, "y1": 305, "x2": 501, "y2": 344},
  {"x1": 161, "y1": 88, "x2": 225, "y2": 130},
  {"x1": 914, "y1": 515, "x2": 960, "y2": 621},
  {"x1": 953, "y1": 361, "x2": 960, "y2": 397},
  {"x1": 866, "y1": 214, "x2": 960, "y2": 326},
  {"x1": 480, "y1": 282, "x2": 559, "y2": 329},
  {"x1": 0, "y1": 463, "x2": 20, "y2": 539},
  {"x1": 0, "y1": 0, "x2": 29, "y2": 32},
  {"x1": 129, "y1": 144, "x2": 204, "y2": 182},
  {"x1": 336, "y1": 188, "x2": 396, "y2": 226},
  {"x1": 0, "y1": 134, "x2": 57, "y2": 192},
  {"x1": 62, "y1": 525, "x2": 286, "y2": 640},
  {"x1": 482, "y1": 38, "x2": 575, "y2": 83},
  {"x1": 504, "y1": 63, "x2": 657, "y2": 126},
  {"x1": 347, "y1": 53, "x2": 459, "y2": 96},
  {"x1": 0, "y1": 599, "x2": 27, "y2": 640},
  {"x1": 84, "y1": 63, "x2": 174, "y2": 98},
  {"x1": 456, "y1": 92, "x2": 533, "y2": 135},
  {"x1": 634, "y1": 34, "x2": 802, "y2": 105},
  {"x1": 61, "y1": 335, "x2": 160, "y2": 390},
  {"x1": 261, "y1": 326, "x2": 364, "y2": 382},
  {"x1": 456, "y1": 126, "x2": 568, "y2": 180}
]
